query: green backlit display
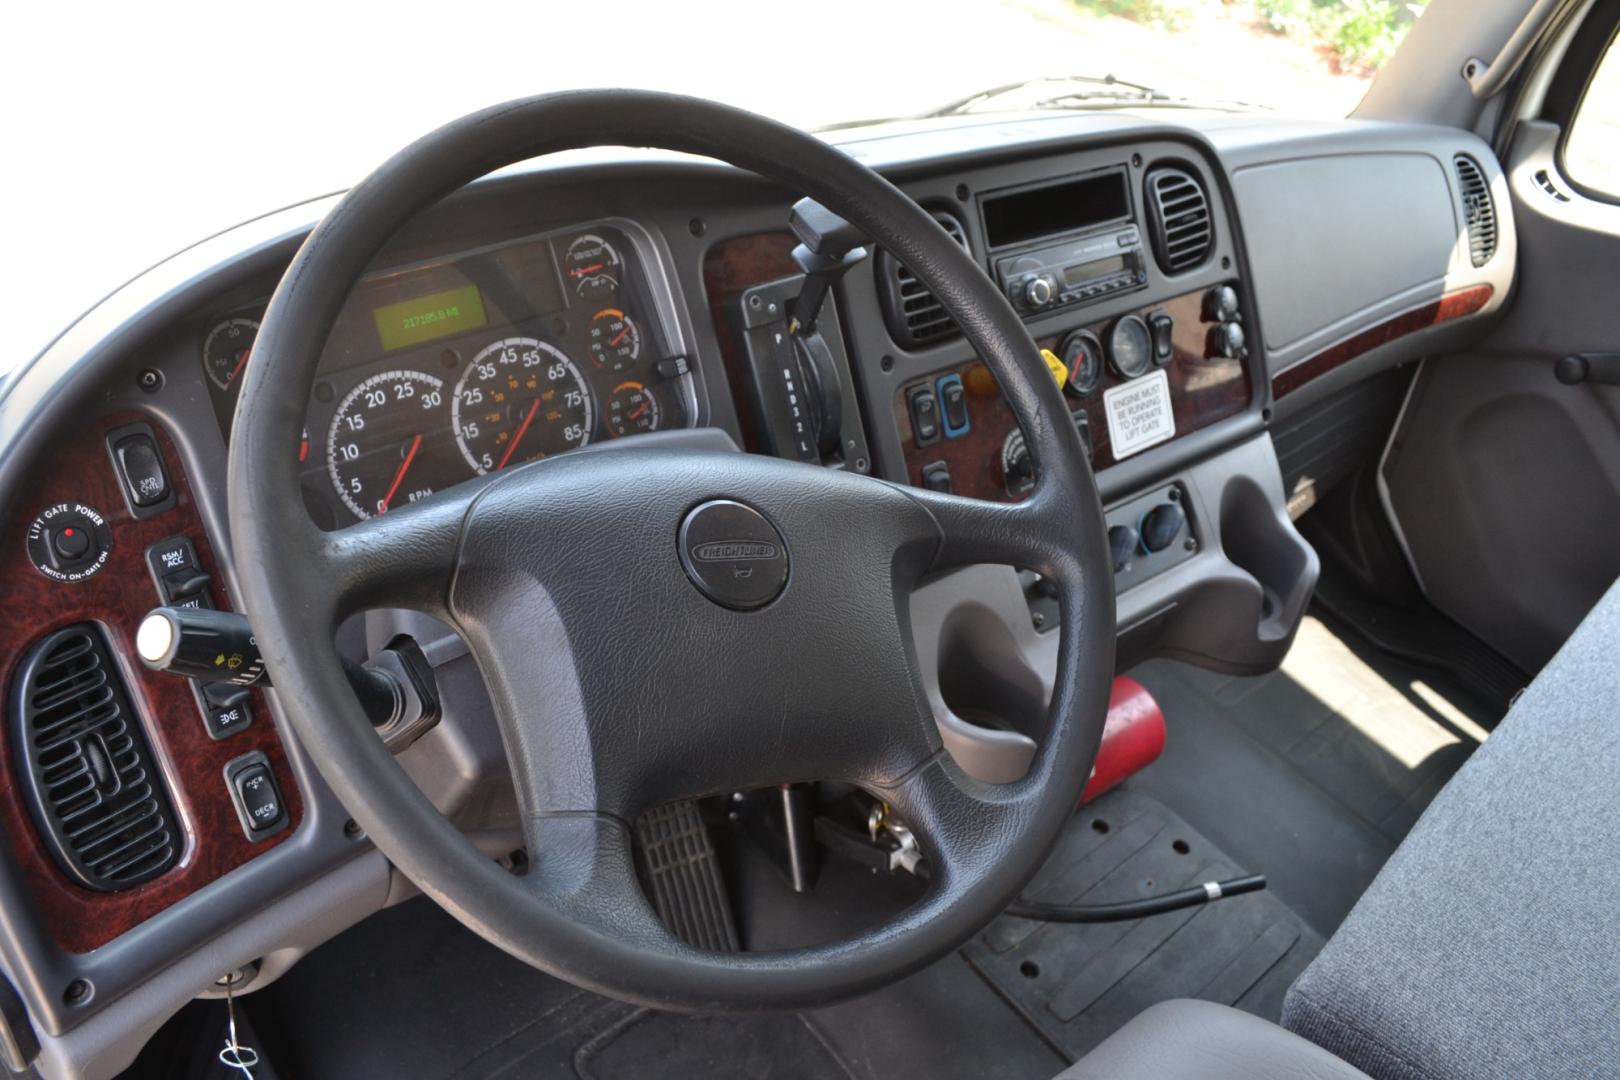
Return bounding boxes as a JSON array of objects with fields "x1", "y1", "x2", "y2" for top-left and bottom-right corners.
[{"x1": 372, "y1": 284, "x2": 488, "y2": 352}]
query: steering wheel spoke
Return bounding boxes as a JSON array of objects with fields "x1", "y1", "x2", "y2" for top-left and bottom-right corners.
[
  {"x1": 902, "y1": 481, "x2": 1088, "y2": 582},
  {"x1": 317, "y1": 483, "x2": 477, "y2": 620}
]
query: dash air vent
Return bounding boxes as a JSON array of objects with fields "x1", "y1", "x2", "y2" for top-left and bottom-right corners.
[
  {"x1": 9, "y1": 625, "x2": 179, "y2": 891},
  {"x1": 1144, "y1": 166, "x2": 1212, "y2": 273},
  {"x1": 876, "y1": 211, "x2": 971, "y2": 349},
  {"x1": 1454, "y1": 155, "x2": 1498, "y2": 266}
]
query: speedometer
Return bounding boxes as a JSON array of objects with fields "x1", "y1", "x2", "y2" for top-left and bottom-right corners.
[
  {"x1": 452, "y1": 337, "x2": 594, "y2": 474},
  {"x1": 327, "y1": 370, "x2": 453, "y2": 520}
]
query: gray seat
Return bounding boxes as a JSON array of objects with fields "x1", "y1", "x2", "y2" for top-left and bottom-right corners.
[
  {"x1": 1282, "y1": 577, "x2": 1620, "y2": 1078},
  {"x1": 1056, "y1": 999, "x2": 1370, "y2": 1079}
]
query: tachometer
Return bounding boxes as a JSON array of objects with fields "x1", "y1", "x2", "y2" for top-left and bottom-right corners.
[
  {"x1": 452, "y1": 337, "x2": 593, "y2": 473},
  {"x1": 562, "y1": 234, "x2": 622, "y2": 301},
  {"x1": 605, "y1": 381, "x2": 660, "y2": 437},
  {"x1": 327, "y1": 370, "x2": 452, "y2": 520},
  {"x1": 203, "y1": 317, "x2": 259, "y2": 390},
  {"x1": 586, "y1": 308, "x2": 641, "y2": 372}
]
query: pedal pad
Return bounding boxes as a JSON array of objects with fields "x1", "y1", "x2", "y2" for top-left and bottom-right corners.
[{"x1": 634, "y1": 800, "x2": 739, "y2": 952}]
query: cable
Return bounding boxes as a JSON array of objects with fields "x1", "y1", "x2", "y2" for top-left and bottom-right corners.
[{"x1": 1005, "y1": 874, "x2": 1266, "y2": 924}]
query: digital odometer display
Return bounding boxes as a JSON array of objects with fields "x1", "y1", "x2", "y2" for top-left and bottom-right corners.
[{"x1": 372, "y1": 284, "x2": 488, "y2": 352}]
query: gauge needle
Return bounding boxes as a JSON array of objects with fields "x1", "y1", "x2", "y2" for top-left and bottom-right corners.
[
  {"x1": 228, "y1": 348, "x2": 252, "y2": 386},
  {"x1": 610, "y1": 328, "x2": 630, "y2": 348},
  {"x1": 497, "y1": 399, "x2": 541, "y2": 471},
  {"x1": 569, "y1": 262, "x2": 605, "y2": 278},
  {"x1": 380, "y1": 434, "x2": 423, "y2": 513},
  {"x1": 630, "y1": 401, "x2": 650, "y2": 420}
]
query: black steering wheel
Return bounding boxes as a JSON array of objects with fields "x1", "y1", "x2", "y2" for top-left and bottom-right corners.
[{"x1": 229, "y1": 91, "x2": 1114, "y2": 1010}]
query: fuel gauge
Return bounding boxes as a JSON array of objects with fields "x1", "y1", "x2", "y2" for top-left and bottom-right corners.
[{"x1": 562, "y1": 234, "x2": 622, "y2": 301}]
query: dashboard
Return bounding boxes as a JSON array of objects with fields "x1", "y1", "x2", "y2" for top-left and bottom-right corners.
[
  {"x1": 0, "y1": 106, "x2": 1514, "y2": 1077},
  {"x1": 198, "y1": 220, "x2": 695, "y2": 528}
]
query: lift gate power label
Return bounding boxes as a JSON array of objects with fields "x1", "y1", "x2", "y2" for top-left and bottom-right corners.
[{"x1": 1103, "y1": 369, "x2": 1175, "y2": 459}]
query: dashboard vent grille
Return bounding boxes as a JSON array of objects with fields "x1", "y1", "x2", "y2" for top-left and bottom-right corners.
[
  {"x1": 1454, "y1": 155, "x2": 1498, "y2": 266},
  {"x1": 877, "y1": 211, "x2": 971, "y2": 349},
  {"x1": 1144, "y1": 166, "x2": 1212, "y2": 273},
  {"x1": 9, "y1": 625, "x2": 179, "y2": 892}
]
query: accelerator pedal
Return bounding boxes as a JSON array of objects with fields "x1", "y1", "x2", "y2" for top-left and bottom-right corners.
[{"x1": 634, "y1": 801, "x2": 739, "y2": 952}]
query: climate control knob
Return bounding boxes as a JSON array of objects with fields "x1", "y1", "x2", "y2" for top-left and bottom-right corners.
[
  {"x1": 1108, "y1": 525, "x2": 1138, "y2": 573},
  {"x1": 1023, "y1": 276, "x2": 1054, "y2": 309},
  {"x1": 1140, "y1": 502, "x2": 1186, "y2": 553}
]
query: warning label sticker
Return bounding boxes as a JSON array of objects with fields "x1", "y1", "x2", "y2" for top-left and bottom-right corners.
[{"x1": 1103, "y1": 369, "x2": 1175, "y2": 459}]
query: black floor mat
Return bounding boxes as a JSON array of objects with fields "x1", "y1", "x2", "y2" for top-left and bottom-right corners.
[
  {"x1": 574, "y1": 1010, "x2": 849, "y2": 1080},
  {"x1": 964, "y1": 788, "x2": 1322, "y2": 1061}
]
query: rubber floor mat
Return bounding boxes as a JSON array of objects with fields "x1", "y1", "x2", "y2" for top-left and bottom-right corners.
[
  {"x1": 575, "y1": 1009, "x2": 851, "y2": 1080},
  {"x1": 964, "y1": 787, "x2": 1322, "y2": 1061}
]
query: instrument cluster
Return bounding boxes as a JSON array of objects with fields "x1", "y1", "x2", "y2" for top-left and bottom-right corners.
[{"x1": 201, "y1": 221, "x2": 693, "y2": 527}]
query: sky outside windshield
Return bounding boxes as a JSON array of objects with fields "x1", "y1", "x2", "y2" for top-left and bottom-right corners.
[{"x1": 1, "y1": 0, "x2": 1413, "y2": 372}]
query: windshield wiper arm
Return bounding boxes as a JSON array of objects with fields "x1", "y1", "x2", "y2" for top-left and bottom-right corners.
[
  {"x1": 1029, "y1": 89, "x2": 1266, "y2": 113},
  {"x1": 921, "y1": 74, "x2": 1169, "y2": 118}
]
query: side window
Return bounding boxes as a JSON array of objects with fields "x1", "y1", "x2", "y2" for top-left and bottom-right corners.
[{"x1": 1565, "y1": 30, "x2": 1620, "y2": 198}]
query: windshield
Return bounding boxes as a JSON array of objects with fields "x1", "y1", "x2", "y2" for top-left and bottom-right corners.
[{"x1": 5, "y1": 0, "x2": 1424, "y2": 372}]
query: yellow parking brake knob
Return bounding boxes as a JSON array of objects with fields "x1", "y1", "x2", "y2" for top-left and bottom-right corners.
[{"x1": 1040, "y1": 348, "x2": 1069, "y2": 390}]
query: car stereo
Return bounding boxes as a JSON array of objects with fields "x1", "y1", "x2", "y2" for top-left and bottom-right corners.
[
  {"x1": 982, "y1": 166, "x2": 1148, "y2": 318},
  {"x1": 994, "y1": 225, "x2": 1147, "y2": 316}
]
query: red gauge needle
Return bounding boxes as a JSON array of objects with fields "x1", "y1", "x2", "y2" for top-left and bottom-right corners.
[
  {"x1": 569, "y1": 262, "x2": 605, "y2": 278},
  {"x1": 630, "y1": 401, "x2": 650, "y2": 420},
  {"x1": 379, "y1": 434, "x2": 423, "y2": 513},
  {"x1": 610, "y1": 328, "x2": 631, "y2": 348},
  {"x1": 497, "y1": 400, "x2": 541, "y2": 471},
  {"x1": 228, "y1": 348, "x2": 252, "y2": 386}
]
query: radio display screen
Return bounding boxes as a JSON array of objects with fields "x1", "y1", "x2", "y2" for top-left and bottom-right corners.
[
  {"x1": 982, "y1": 171, "x2": 1130, "y2": 249},
  {"x1": 1063, "y1": 254, "x2": 1127, "y2": 287}
]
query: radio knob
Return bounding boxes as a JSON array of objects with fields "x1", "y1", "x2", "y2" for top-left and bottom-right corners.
[{"x1": 1023, "y1": 276, "x2": 1054, "y2": 309}]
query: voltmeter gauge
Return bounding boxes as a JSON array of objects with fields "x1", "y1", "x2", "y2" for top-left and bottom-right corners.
[
  {"x1": 587, "y1": 308, "x2": 641, "y2": 372},
  {"x1": 203, "y1": 317, "x2": 260, "y2": 390},
  {"x1": 562, "y1": 234, "x2": 622, "y2": 300},
  {"x1": 1059, "y1": 329, "x2": 1105, "y2": 396},
  {"x1": 605, "y1": 381, "x2": 660, "y2": 437}
]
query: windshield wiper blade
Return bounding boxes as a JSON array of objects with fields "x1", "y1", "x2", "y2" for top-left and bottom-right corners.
[
  {"x1": 921, "y1": 74, "x2": 1169, "y2": 118},
  {"x1": 1029, "y1": 89, "x2": 1266, "y2": 113}
]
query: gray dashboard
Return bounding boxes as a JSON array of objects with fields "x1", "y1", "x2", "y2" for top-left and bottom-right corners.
[{"x1": 0, "y1": 107, "x2": 1515, "y2": 1080}]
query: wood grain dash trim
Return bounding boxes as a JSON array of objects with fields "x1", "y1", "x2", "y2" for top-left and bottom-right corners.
[{"x1": 1271, "y1": 285, "x2": 1494, "y2": 399}]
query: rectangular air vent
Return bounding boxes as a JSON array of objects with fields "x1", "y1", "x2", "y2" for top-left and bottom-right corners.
[
  {"x1": 1144, "y1": 166, "x2": 1212, "y2": 273},
  {"x1": 9, "y1": 625, "x2": 180, "y2": 891},
  {"x1": 876, "y1": 212, "x2": 971, "y2": 349},
  {"x1": 1454, "y1": 155, "x2": 1498, "y2": 266},
  {"x1": 1534, "y1": 169, "x2": 1571, "y2": 202}
]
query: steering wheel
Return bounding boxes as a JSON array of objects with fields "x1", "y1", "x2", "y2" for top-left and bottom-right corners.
[{"x1": 229, "y1": 91, "x2": 1114, "y2": 1010}]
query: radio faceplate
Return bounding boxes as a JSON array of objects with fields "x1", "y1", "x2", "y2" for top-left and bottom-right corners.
[{"x1": 995, "y1": 224, "x2": 1148, "y2": 318}]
